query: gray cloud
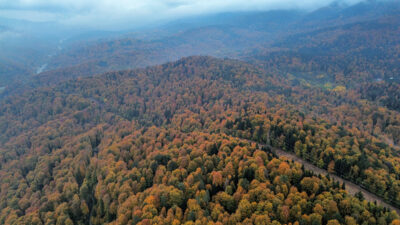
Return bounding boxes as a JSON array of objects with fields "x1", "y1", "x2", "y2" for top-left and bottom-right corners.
[{"x1": 0, "y1": 0, "x2": 366, "y2": 30}]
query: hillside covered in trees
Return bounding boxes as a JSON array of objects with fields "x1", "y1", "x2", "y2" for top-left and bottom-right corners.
[
  {"x1": 2, "y1": 1, "x2": 399, "y2": 98},
  {"x1": 1, "y1": 1, "x2": 400, "y2": 225},
  {"x1": 1, "y1": 56, "x2": 400, "y2": 224}
]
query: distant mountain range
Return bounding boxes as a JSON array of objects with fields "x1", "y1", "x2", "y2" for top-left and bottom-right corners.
[{"x1": 1, "y1": 0, "x2": 399, "y2": 97}]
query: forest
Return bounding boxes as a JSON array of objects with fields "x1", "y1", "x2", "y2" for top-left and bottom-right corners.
[
  {"x1": 0, "y1": 56, "x2": 400, "y2": 224},
  {"x1": 0, "y1": 1, "x2": 400, "y2": 225}
]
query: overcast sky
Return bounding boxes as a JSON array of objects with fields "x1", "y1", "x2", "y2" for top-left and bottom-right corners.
[{"x1": 0, "y1": 0, "x2": 366, "y2": 30}]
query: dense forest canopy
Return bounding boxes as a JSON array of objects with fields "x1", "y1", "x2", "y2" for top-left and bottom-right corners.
[
  {"x1": 1, "y1": 56, "x2": 400, "y2": 224},
  {"x1": 0, "y1": 0, "x2": 400, "y2": 224}
]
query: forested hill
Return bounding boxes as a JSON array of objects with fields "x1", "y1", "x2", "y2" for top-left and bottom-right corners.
[
  {"x1": 1, "y1": 0, "x2": 399, "y2": 98},
  {"x1": 247, "y1": 13, "x2": 400, "y2": 84},
  {"x1": 1, "y1": 1, "x2": 400, "y2": 224},
  {"x1": 1, "y1": 56, "x2": 400, "y2": 224}
]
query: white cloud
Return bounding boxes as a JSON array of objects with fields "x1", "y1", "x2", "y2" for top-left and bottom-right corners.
[
  {"x1": 0, "y1": 0, "x2": 366, "y2": 29},
  {"x1": 0, "y1": 30, "x2": 21, "y2": 41}
]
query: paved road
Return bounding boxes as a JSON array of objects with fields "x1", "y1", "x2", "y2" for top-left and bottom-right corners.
[{"x1": 252, "y1": 142, "x2": 400, "y2": 215}]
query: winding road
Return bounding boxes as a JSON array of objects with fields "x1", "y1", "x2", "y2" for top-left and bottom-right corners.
[{"x1": 251, "y1": 141, "x2": 400, "y2": 215}]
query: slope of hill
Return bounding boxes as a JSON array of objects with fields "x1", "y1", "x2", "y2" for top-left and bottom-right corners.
[
  {"x1": 1, "y1": 0, "x2": 397, "y2": 98},
  {"x1": 1, "y1": 1, "x2": 400, "y2": 224},
  {"x1": 248, "y1": 14, "x2": 400, "y2": 82},
  {"x1": 1, "y1": 56, "x2": 400, "y2": 224}
]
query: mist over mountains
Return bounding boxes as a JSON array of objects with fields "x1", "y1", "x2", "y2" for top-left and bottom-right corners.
[{"x1": 0, "y1": 0, "x2": 398, "y2": 92}]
